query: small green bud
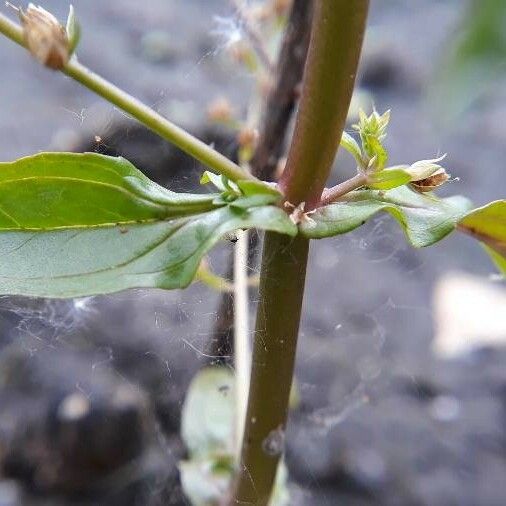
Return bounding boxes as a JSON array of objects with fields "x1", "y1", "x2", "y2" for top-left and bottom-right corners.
[
  {"x1": 353, "y1": 108, "x2": 390, "y2": 143},
  {"x1": 65, "y1": 5, "x2": 80, "y2": 57},
  {"x1": 352, "y1": 108, "x2": 390, "y2": 171}
]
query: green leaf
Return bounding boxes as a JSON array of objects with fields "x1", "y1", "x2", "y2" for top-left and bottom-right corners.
[
  {"x1": 340, "y1": 131, "x2": 362, "y2": 165},
  {"x1": 458, "y1": 200, "x2": 506, "y2": 274},
  {"x1": 201, "y1": 171, "x2": 282, "y2": 208},
  {"x1": 233, "y1": 180, "x2": 281, "y2": 208},
  {"x1": 0, "y1": 153, "x2": 296, "y2": 298},
  {"x1": 236, "y1": 179, "x2": 281, "y2": 198},
  {"x1": 367, "y1": 167, "x2": 411, "y2": 190},
  {"x1": 180, "y1": 456, "x2": 234, "y2": 506},
  {"x1": 0, "y1": 202, "x2": 295, "y2": 298},
  {"x1": 364, "y1": 135, "x2": 388, "y2": 171},
  {"x1": 301, "y1": 186, "x2": 472, "y2": 248},
  {"x1": 200, "y1": 170, "x2": 231, "y2": 193},
  {"x1": 181, "y1": 367, "x2": 235, "y2": 458},
  {"x1": 0, "y1": 152, "x2": 216, "y2": 229},
  {"x1": 65, "y1": 5, "x2": 81, "y2": 55},
  {"x1": 180, "y1": 367, "x2": 291, "y2": 506}
]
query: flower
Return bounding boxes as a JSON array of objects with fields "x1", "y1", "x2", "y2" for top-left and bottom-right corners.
[
  {"x1": 18, "y1": 4, "x2": 70, "y2": 70},
  {"x1": 410, "y1": 168, "x2": 450, "y2": 192}
]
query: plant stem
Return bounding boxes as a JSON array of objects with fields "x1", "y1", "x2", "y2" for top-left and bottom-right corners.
[
  {"x1": 233, "y1": 232, "x2": 309, "y2": 505},
  {"x1": 210, "y1": 0, "x2": 313, "y2": 360},
  {"x1": 319, "y1": 173, "x2": 367, "y2": 206},
  {"x1": 279, "y1": 0, "x2": 370, "y2": 211},
  {"x1": 230, "y1": 0, "x2": 275, "y2": 74},
  {"x1": 250, "y1": 0, "x2": 313, "y2": 181},
  {"x1": 232, "y1": 1, "x2": 369, "y2": 504},
  {"x1": 0, "y1": 12, "x2": 256, "y2": 184}
]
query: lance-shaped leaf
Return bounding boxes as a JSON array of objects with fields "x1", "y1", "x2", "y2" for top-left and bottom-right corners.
[
  {"x1": 0, "y1": 152, "x2": 217, "y2": 228},
  {"x1": 0, "y1": 152, "x2": 296, "y2": 298},
  {"x1": 301, "y1": 186, "x2": 472, "y2": 248},
  {"x1": 458, "y1": 200, "x2": 506, "y2": 274}
]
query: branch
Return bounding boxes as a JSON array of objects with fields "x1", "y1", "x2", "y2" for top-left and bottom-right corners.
[
  {"x1": 250, "y1": 0, "x2": 313, "y2": 181},
  {"x1": 319, "y1": 173, "x2": 367, "y2": 206},
  {"x1": 209, "y1": 0, "x2": 312, "y2": 360},
  {"x1": 230, "y1": 0, "x2": 275, "y2": 74},
  {"x1": 0, "y1": 12, "x2": 257, "y2": 184}
]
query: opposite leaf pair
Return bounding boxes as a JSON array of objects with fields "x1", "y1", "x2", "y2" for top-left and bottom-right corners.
[{"x1": 0, "y1": 148, "x2": 502, "y2": 301}]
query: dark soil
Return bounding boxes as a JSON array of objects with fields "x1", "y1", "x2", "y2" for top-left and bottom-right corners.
[{"x1": 0, "y1": 1, "x2": 505, "y2": 505}]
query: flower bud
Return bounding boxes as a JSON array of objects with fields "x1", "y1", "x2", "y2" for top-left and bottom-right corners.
[
  {"x1": 405, "y1": 155, "x2": 447, "y2": 182},
  {"x1": 18, "y1": 4, "x2": 70, "y2": 70},
  {"x1": 229, "y1": 40, "x2": 258, "y2": 72},
  {"x1": 207, "y1": 97, "x2": 234, "y2": 124},
  {"x1": 404, "y1": 155, "x2": 450, "y2": 192},
  {"x1": 237, "y1": 127, "x2": 258, "y2": 150},
  {"x1": 410, "y1": 168, "x2": 450, "y2": 193}
]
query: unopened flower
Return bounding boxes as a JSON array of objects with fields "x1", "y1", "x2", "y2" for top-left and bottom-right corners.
[
  {"x1": 405, "y1": 155, "x2": 450, "y2": 192},
  {"x1": 410, "y1": 168, "x2": 450, "y2": 193},
  {"x1": 405, "y1": 155, "x2": 447, "y2": 182},
  {"x1": 207, "y1": 97, "x2": 234, "y2": 124},
  {"x1": 17, "y1": 4, "x2": 70, "y2": 70},
  {"x1": 229, "y1": 40, "x2": 257, "y2": 71},
  {"x1": 237, "y1": 127, "x2": 258, "y2": 149}
]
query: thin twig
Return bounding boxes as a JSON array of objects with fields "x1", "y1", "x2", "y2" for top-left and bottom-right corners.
[
  {"x1": 0, "y1": 12, "x2": 257, "y2": 184},
  {"x1": 230, "y1": 0, "x2": 275, "y2": 74},
  {"x1": 251, "y1": 0, "x2": 313, "y2": 181},
  {"x1": 319, "y1": 173, "x2": 367, "y2": 206},
  {"x1": 209, "y1": 0, "x2": 313, "y2": 361}
]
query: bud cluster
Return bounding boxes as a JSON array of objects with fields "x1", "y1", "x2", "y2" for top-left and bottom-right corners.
[
  {"x1": 352, "y1": 108, "x2": 390, "y2": 171},
  {"x1": 340, "y1": 108, "x2": 451, "y2": 193}
]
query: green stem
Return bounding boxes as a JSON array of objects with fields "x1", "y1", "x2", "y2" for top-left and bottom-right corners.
[
  {"x1": 232, "y1": 1, "x2": 369, "y2": 504},
  {"x1": 233, "y1": 233, "x2": 309, "y2": 505},
  {"x1": 0, "y1": 13, "x2": 256, "y2": 184},
  {"x1": 279, "y1": 0, "x2": 370, "y2": 211}
]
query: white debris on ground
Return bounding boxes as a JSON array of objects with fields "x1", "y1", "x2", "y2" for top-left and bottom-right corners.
[{"x1": 432, "y1": 272, "x2": 506, "y2": 358}]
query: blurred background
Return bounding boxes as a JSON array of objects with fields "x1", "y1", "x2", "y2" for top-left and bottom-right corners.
[{"x1": 0, "y1": 1, "x2": 505, "y2": 504}]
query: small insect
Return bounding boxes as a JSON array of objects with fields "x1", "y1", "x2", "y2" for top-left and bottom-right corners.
[
  {"x1": 218, "y1": 384, "x2": 230, "y2": 394},
  {"x1": 9, "y1": 3, "x2": 70, "y2": 70},
  {"x1": 93, "y1": 135, "x2": 109, "y2": 152},
  {"x1": 224, "y1": 232, "x2": 238, "y2": 243}
]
